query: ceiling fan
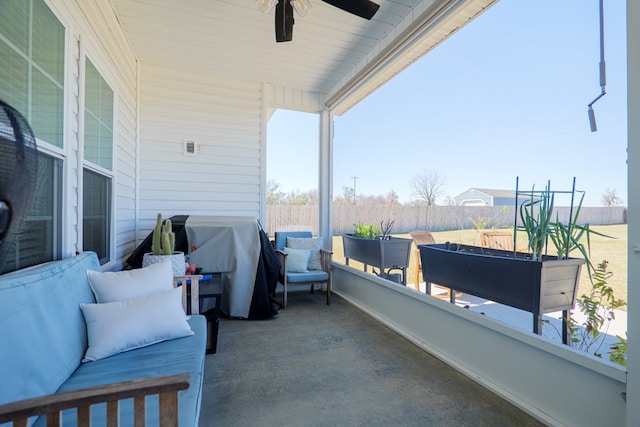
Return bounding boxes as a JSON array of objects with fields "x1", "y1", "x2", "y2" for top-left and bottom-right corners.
[
  {"x1": 0, "y1": 98, "x2": 38, "y2": 272},
  {"x1": 257, "y1": 0, "x2": 381, "y2": 42}
]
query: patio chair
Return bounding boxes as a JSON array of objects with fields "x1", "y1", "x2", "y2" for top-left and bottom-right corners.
[
  {"x1": 409, "y1": 231, "x2": 452, "y2": 299},
  {"x1": 273, "y1": 231, "x2": 332, "y2": 308},
  {"x1": 477, "y1": 230, "x2": 524, "y2": 251}
]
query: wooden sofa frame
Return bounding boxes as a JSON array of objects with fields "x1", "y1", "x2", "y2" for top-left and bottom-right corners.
[
  {"x1": 0, "y1": 374, "x2": 189, "y2": 427},
  {"x1": 0, "y1": 275, "x2": 203, "y2": 427}
]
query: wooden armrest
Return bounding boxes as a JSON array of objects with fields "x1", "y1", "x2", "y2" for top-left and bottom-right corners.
[
  {"x1": 0, "y1": 374, "x2": 190, "y2": 427},
  {"x1": 320, "y1": 248, "x2": 333, "y2": 271},
  {"x1": 173, "y1": 275, "x2": 202, "y2": 315},
  {"x1": 275, "y1": 250, "x2": 287, "y2": 275}
]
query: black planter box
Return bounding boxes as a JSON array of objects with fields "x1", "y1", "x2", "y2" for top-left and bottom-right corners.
[
  {"x1": 419, "y1": 243, "x2": 584, "y2": 343},
  {"x1": 342, "y1": 234, "x2": 413, "y2": 285}
]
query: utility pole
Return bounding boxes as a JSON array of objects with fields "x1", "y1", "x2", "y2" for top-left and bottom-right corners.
[{"x1": 351, "y1": 176, "x2": 358, "y2": 205}]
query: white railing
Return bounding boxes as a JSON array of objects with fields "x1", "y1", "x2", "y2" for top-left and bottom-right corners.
[{"x1": 332, "y1": 263, "x2": 627, "y2": 427}]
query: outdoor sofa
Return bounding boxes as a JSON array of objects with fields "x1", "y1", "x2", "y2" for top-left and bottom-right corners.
[{"x1": 0, "y1": 251, "x2": 206, "y2": 426}]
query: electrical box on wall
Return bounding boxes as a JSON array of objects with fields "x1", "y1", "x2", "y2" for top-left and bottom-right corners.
[{"x1": 183, "y1": 139, "x2": 200, "y2": 156}]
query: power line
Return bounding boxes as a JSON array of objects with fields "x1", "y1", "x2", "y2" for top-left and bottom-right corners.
[{"x1": 350, "y1": 176, "x2": 359, "y2": 205}]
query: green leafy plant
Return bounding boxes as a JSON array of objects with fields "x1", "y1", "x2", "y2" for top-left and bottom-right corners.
[
  {"x1": 519, "y1": 186, "x2": 555, "y2": 261},
  {"x1": 151, "y1": 213, "x2": 175, "y2": 255},
  {"x1": 610, "y1": 335, "x2": 628, "y2": 367},
  {"x1": 518, "y1": 183, "x2": 611, "y2": 273},
  {"x1": 470, "y1": 206, "x2": 509, "y2": 231},
  {"x1": 353, "y1": 220, "x2": 395, "y2": 240},
  {"x1": 354, "y1": 223, "x2": 381, "y2": 239},
  {"x1": 568, "y1": 260, "x2": 627, "y2": 364}
]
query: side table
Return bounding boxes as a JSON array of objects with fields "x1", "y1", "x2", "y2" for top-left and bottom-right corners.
[
  {"x1": 199, "y1": 273, "x2": 223, "y2": 354},
  {"x1": 174, "y1": 273, "x2": 223, "y2": 354}
]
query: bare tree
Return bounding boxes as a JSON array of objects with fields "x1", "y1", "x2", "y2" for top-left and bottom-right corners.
[
  {"x1": 601, "y1": 188, "x2": 623, "y2": 207},
  {"x1": 410, "y1": 170, "x2": 446, "y2": 206},
  {"x1": 267, "y1": 179, "x2": 284, "y2": 205},
  {"x1": 353, "y1": 192, "x2": 403, "y2": 206},
  {"x1": 385, "y1": 190, "x2": 400, "y2": 206},
  {"x1": 283, "y1": 189, "x2": 318, "y2": 205},
  {"x1": 442, "y1": 195, "x2": 456, "y2": 206},
  {"x1": 343, "y1": 186, "x2": 356, "y2": 204}
]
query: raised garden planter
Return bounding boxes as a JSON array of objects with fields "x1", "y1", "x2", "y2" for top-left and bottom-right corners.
[
  {"x1": 342, "y1": 234, "x2": 413, "y2": 285},
  {"x1": 419, "y1": 242, "x2": 584, "y2": 343}
]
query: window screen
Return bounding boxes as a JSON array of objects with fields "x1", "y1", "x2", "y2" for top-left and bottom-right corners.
[{"x1": 83, "y1": 58, "x2": 114, "y2": 265}]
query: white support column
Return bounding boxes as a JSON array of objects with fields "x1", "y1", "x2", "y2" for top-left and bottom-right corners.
[
  {"x1": 318, "y1": 110, "x2": 333, "y2": 250},
  {"x1": 259, "y1": 83, "x2": 269, "y2": 226},
  {"x1": 626, "y1": 1, "x2": 640, "y2": 425}
]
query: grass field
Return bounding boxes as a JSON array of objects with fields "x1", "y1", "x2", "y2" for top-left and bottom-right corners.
[{"x1": 332, "y1": 224, "x2": 628, "y2": 309}]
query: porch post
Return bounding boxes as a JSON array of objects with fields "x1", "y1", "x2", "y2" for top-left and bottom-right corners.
[
  {"x1": 318, "y1": 110, "x2": 333, "y2": 250},
  {"x1": 626, "y1": 1, "x2": 640, "y2": 425}
]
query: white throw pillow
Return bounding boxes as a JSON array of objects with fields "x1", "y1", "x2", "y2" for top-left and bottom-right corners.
[
  {"x1": 87, "y1": 259, "x2": 174, "y2": 303},
  {"x1": 80, "y1": 287, "x2": 193, "y2": 362},
  {"x1": 287, "y1": 237, "x2": 323, "y2": 270},
  {"x1": 284, "y1": 247, "x2": 311, "y2": 273}
]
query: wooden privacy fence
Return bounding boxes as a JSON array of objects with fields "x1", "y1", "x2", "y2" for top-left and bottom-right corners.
[{"x1": 265, "y1": 205, "x2": 627, "y2": 236}]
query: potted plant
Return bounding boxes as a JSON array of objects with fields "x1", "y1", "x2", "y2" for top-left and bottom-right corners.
[
  {"x1": 342, "y1": 220, "x2": 413, "y2": 285},
  {"x1": 418, "y1": 179, "x2": 608, "y2": 344},
  {"x1": 142, "y1": 213, "x2": 186, "y2": 276}
]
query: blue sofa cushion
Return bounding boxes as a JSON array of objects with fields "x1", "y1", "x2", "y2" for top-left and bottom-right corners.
[
  {"x1": 0, "y1": 252, "x2": 100, "y2": 407},
  {"x1": 37, "y1": 315, "x2": 207, "y2": 427}
]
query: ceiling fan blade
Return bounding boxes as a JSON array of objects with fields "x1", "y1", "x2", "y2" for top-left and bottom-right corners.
[
  {"x1": 321, "y1": 0, "x2": 380, "y2": 20},
  {"x1": 275, "y1": 0, "x2": 294, "y2": 42}
]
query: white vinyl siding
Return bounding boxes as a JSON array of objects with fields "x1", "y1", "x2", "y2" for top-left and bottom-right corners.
[
  {"x1": 136, "y1": 64, "x2": 263, "y2": 237},
  {"x1": 0, "y1": 0, "x2": 139, "y2": 267},
  {"x1": 58, "y1": 0, "x2": 138, "y2": 266}
]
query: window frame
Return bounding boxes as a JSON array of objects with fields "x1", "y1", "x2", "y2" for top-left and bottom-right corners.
[
  {"x1": 0, "y1": 0, "x2": 67, "y2": 272},
  {"x1": 80, "y1": 53, "x2": 116, "y2": 267}
]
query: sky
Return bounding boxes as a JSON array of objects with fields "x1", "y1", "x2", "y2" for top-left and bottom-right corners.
[{"x1": 266, "y1": 0, "x2": 628, "y2": 207}]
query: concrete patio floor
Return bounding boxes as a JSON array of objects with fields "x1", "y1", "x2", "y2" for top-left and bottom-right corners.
[{"x1": 200, "y1": 292, "x2": 544, "y2": 426}]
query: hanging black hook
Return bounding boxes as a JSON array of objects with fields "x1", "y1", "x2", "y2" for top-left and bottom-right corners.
[{"x1": 587, "y1": 0, "x2": 606, "y2": 132}]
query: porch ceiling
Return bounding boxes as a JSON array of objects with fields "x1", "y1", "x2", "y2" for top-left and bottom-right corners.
[{"x1": 110, "y1": 0, "x2": 495, "y2": 113}]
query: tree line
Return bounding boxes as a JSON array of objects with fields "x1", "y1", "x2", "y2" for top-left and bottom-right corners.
[
  {"x1": 268, "y1": 170, "x2": 624, "y2": 207},
  {"x1": 268, "y1": 170, "x2": 448, "y2": 207}
]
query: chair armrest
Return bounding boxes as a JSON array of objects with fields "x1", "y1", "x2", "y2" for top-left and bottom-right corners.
[
  {"x1": 320, "y1": 248, "x2": 333, "y2": 272},
  {"x1": 173, "y1": 275, "x2": 202, "y2": 315},
  {"x1": 0, "y1": 374, "x2": 190, "y2": 427},
  {"x1": 275, "y1": 249, "x2": 287, "y2": 276}
]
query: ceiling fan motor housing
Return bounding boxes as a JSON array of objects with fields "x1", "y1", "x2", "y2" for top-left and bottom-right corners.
[
  {"x1": 275, "y1": 0, "x2": 294, "y2": 42},
  {"x1": 274, "y1": 0, "x2": 379, "y2": 42}
]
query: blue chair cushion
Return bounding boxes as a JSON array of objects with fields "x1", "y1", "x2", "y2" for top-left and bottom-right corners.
[
  {"x1": 274, "y1": 231, "x2": 312, "y2": 251},
  {"x1": 286, "y1": 270, "x2": 329, "y2": 283}
]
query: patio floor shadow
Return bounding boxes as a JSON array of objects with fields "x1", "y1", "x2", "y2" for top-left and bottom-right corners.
[{"x1": 199, "y1": 292, "x2": 544, "y2": 426}]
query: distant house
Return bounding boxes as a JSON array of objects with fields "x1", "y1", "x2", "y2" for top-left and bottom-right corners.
[{"x1": 454, "y1": 188, "x2": 517, "y2": 207}]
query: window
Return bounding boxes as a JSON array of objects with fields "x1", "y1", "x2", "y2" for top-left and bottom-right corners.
[
  {"x1": 83, "y1": 168, "x2": 111, "y2": 264},
  {"x1": 0, "y1": 0, "x2": 65, "y2": 273},
  {"x1": 0, "y1": 0, "x2": 65, "y2": 147},
  {"x1": 0, "y1": 151, "x2": 63, "y2": 274},
  {"x1": 83, "y1": 58, "x2": 113, "y2": 265}
]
